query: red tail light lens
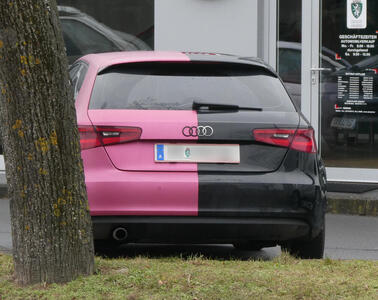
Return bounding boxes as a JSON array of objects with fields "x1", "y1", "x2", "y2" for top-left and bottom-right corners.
[
  {"x1": 253, "y1": 128, "x2": 317, "y2": 153},
  {"x1": 78, "y1": 126, "x2": 142, "y2": 150},
  {"x1": 96, "y1": 126, "x2": 142, "y2": 146},
  {"x1": 78, "y1": 126, "x2": 101, "y2": 150},
  {"x1": 291, "y1": 129, "x2": 317, "y2": 153}
]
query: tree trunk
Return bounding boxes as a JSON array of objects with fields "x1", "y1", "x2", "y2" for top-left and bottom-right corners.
[{"x1": 0, "y1": 0, "x2": 94, "y2": 285}]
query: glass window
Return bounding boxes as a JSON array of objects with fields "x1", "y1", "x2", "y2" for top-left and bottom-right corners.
[
  {"x1": 68, "y1": 63, "x2": 80, "y2": 79},
  {"x1": 61, "y1": 19, "x2": 120, "y2": 56},
  {"x1": 89, "y1": 62, "x2": 296, "y2": 112},
  {"x1": 277, "y1": 0, "x2": 302, "y2": 109},
  {"x1": 69, "y1": 62, "x2": 88, "y2": 99},
  {"x1": 75, "y1": 64, "x2": 88, "y2": 94},
  {"x1": 320, "y1": 0, "x2": 378, "y2": 168},
  {"x1": 278, "y1": 48, "x2": 301, "y2": 84},
  {"x1": 57, "y1": 1, "x2": 154, "y2": 64}
]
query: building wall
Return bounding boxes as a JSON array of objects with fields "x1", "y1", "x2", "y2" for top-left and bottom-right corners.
[{"x1": 155, "y1": 0, "x2": 259, "y2": 57}]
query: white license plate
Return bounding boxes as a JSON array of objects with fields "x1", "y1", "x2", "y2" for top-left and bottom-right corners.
[{"x1": 154, "y1": 144, "x2": 240, "y2": 164}]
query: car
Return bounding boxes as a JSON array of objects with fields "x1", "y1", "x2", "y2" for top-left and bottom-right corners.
[
  {"x1": 58, "y1": 6, "x2": 151, "y2": 64},
  {"x1": 70, "y1": 51, "x2": 327, "y2": 259}
]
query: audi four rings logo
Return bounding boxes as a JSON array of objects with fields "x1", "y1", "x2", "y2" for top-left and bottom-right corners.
[{"x1": 182, "y1": 126, "x2": 214, "y2": 137}]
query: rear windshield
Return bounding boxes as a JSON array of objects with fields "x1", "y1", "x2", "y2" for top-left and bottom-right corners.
[{"x1": 89, "y1": 62, "x2": 295, "y2": 112}]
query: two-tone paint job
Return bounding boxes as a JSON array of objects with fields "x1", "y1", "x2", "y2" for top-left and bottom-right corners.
[{"x1": 72, "y1": 51, "x2": 326, "y2": 246}]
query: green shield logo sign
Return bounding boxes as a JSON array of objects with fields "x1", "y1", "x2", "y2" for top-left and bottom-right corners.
[
  {"x1": 184, "y1": 147, "x2": 191, "y2": 158},
  {"x1": 351, "y1": 2, "x2": 363, "y2": 19}
]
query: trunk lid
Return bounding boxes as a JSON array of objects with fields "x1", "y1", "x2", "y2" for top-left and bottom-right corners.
[{"x1": 87, "y1": 109, "x2": 300, "y2": 173}]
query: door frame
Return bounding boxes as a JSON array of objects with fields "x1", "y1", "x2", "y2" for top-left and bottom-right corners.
[
  {"x1": 302, "y1": 0, "x2": 320, "y2": 138},
  {"x1": 302, "y1": 0, "x2": 378, "y2": 183}
]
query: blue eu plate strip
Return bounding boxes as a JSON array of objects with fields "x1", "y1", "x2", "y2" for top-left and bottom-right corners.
[{"x1": 156, "y1": 144, "x2": 165, "y2": 161}]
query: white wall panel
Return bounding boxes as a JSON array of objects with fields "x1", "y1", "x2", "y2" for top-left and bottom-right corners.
[{"x1": 155, "y1": 0, "x2": 259, "y2": 57}]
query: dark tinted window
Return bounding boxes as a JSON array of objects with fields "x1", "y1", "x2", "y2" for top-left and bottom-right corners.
[
  {"x1": 57, "y1": 1, "x2": 154, "y2": 64},
  {"x1": 61, "y1": 19, "x2": 119, "y2": 56},
  {"x1": 278, "y1": 48, "x2": 301, "y2": 84},
  {"x1": 89, "y1": 63, "x2": 295, "y2": 112}
]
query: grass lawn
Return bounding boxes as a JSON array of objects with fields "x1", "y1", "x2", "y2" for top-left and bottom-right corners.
[{"x1": 0, "y1": 252, "x2": 377, "y2": 299}]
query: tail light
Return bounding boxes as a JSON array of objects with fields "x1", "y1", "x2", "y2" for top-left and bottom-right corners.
[
  {"x1": 78, "y1": 126, "x2": 101, "y2": 150},
  {"x1": 78, "y1": 126, "x2": 142, "y2": 150},
  {"x1": 253, "y1": 128, "x2": 317, "y2": 153}
]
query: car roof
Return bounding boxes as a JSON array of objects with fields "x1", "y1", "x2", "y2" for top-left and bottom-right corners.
[{"x1": 79, "y1": 51, "x2": 276, "y2": 75}]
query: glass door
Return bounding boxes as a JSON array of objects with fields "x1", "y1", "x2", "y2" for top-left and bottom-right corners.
[
  {"x1": 277, "y1": 0, "x2": 302, "y2": 109},
  {"x1": 307, "y1": 0, "x2": 378, "y2": 182}
]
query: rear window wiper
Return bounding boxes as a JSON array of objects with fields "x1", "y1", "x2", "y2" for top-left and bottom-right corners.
[{"x1": 192, "y1": 101, "x2": 263, "y2": 112}]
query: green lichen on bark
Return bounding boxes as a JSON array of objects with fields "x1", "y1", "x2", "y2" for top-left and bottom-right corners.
[{"x1": 0, "y1": 0, "x2": 94, "y2": 285}]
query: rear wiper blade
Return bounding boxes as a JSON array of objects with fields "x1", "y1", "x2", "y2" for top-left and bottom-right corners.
[{"x1": 192, "y1": 101, "x2": 262, "y2": 112}]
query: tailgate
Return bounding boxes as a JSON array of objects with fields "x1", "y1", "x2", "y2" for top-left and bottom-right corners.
[{"x1": 88, "y1": 109, "x2": 300, "y2": 173}]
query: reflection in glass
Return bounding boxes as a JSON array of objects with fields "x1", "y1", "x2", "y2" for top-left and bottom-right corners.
[
  {"x1": 90, "y1": 63, "x2": 295, "y2": 112},
  {"x1": 320, "y1": 0, "x2": 378, "y2": 168},
  {"x1": 57, "y1": 1, "x2": 154, "y2": 64},
  {"x1": 277, "y1": 0, "x2": 302, "y2": 109}
]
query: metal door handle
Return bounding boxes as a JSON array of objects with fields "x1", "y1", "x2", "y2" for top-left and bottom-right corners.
[{"x1": 311, "y1": 67, "x2": 332, "y2": 85}]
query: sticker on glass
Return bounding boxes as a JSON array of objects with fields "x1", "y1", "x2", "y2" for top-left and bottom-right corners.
[{"x1": 347, "y1": 0, "x2": 367, "y2": 29}]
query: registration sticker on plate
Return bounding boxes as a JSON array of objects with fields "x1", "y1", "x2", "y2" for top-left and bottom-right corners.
[{"x1": 154, "y1": 144, "x2": 240, "y2": 164}]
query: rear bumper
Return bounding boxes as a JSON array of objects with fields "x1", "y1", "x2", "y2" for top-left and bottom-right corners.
[
  {"x1": 92, "y1": 216, "x2": 310, "y2": 243},
  {"x1": 83, "y1": 148, "x2": 326, "y2": 242}
]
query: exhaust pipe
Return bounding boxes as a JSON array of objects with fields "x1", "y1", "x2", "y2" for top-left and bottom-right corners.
[{"x1": 112, "y1": 227, "x2": 128, "y2": 241}]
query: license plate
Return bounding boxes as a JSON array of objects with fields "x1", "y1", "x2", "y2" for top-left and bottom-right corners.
[
  {"x1": 154, "y1": 144, "x2": 240, "y2": 164},
  {"x1": 331, "y1": 117, "x2": 356, "y2": 129}
]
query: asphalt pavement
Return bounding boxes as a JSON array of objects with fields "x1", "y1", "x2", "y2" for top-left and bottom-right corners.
[{"x1": 1, "y1": 198, "x2": 378, "y2": 260}]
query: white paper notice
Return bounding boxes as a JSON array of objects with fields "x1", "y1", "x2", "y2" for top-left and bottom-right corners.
[{"x1": 347, "y1": 0, "x2": 367, "y2": 29}]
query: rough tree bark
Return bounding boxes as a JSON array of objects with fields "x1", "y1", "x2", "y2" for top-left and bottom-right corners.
[{"x1": 0, "y1": 0, "x2": 94, "y2": 285}]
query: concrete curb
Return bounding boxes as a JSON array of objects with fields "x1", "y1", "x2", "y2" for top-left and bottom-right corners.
[
  {"x1": 327, "y1": 191, "x2": 378, "y2": 217},
  {"x1": 1, "y1": 185, "x2": 377, "y2": 217}
]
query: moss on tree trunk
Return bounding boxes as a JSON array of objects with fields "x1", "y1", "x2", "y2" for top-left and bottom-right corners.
[{"x1": 0, "y1": 0, "x2": 94, "y2": 285}]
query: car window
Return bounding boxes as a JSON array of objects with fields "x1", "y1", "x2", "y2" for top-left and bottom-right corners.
[
  {"x1": 76, "y1": 64, "x2": 88, "y2": 94},
  {"x1": 69, "y1": 62, "x2": 88, "y2": 100},
  {"x1": 278, "y1": 49, "x2": 301, "y2": 84},
  {"x1": 89, "y1": 62, "x2": 296, "y2": 112},
  {"x1": 69, "y1": 63, "x2": 80, "y2": 79},
  {"x1": 60, "y1": 19, "x2": 119, "y2": 59}
]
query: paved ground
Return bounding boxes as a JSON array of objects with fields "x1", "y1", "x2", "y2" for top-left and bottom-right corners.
[{"x1": 1, "y1": 198, "x2": 378, "y2": 260}]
